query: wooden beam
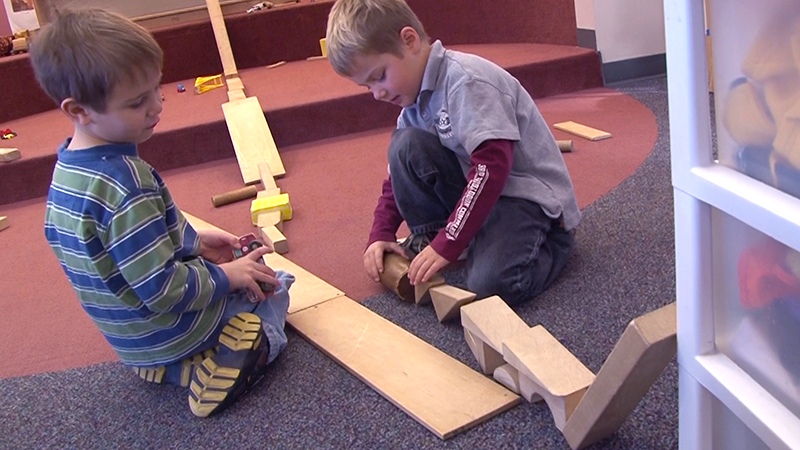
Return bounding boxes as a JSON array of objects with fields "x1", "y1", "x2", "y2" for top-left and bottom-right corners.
[
  {"x1": 288, "y1": 296, "x2": 521, "y2": 439},
  {"x1": 563, "y1": 302, "x2": 677, "y2": 449},
  {"x1": 204, "y1": 0, "x2": 238, "y2": 78}
]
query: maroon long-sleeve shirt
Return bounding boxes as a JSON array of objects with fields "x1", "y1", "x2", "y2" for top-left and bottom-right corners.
[{"x1": 367, "y1": 139, "x2": 514, "y2": 261}]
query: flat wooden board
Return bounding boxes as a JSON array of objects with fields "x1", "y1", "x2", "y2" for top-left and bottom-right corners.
[
  {"x1": 221, "y1": 96, "x2": 286, "y2": 184},
  {"x1": 288, "y1": 296, "x2": 521, "y2": 439},
  {"x1": 182, "y1": 211, "x2": 342, "y2": 314},
  {"x1": 553, "y1": 121, "x2": 612, "y2": 141}
]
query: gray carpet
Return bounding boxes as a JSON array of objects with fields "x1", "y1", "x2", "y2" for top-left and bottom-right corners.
[{"x1": 0, "y1": 76, "x2": 678, "y2": 450}]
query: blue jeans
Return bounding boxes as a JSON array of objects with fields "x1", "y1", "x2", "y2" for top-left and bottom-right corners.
[
  {"x1": 388, "y1": 128, "x2": 573, "y2": 305},
  {"x1": 159, "y1": 270, "x2": 294, "y2": 386}
]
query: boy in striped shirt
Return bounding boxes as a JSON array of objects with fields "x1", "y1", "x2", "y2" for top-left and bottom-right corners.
[{"x1": 30, "y1": 8, "x2": 293, "y2": 417}]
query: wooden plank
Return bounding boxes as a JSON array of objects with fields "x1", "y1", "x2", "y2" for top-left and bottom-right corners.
[
  {"x1": 222, "y1": 97, "x2": 286, "y2": 183},
  {"x1": 204, "y1": 0, "x2": 238, "y2": 78},
  {"x1": 288, "y1": 296, "x2": 521, "y2": 439},
  {"x1": 182, "y1": 211, "x2": 342, "y2": 314},
  {"x1": 553, "y1": 121, "x2": 611, "y2": 141},
  {"x1": 563, "y1": 302, "x2": 677, "y2": 449}
]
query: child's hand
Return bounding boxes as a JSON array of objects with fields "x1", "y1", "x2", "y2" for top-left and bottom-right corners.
[
  {"x1": 408, "y1": 246, "x2": 448, "y2": 285},
  {"x1": 198, "y1": 229, "x2": 239, "y2": 264},
  {"x1": 219, "y1": 246, "x2": 278, "y2": 301},
  {"x1": 363, "y1": 240, "x2": 408, "y2": 282}
]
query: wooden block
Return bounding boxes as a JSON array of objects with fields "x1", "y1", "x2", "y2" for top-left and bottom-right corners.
[
  {"x1": 460, "y1": 295, "x2": 529, "y2": 354},
  {"x1": 257, "y1": 162, "x2": 281, "y2": 197},
  {"x1": 225, "y1": 76, "x2": 245, "y2": 93},
  {"x1": 414, "y1": 272, "x2": 446, "y2": 305},
  {"x1": 0, "y1": 216, "x2": 8, "y2": 232},
  {"x1": 256, "y1": 211, "x2": 283, "y2": 232},
  {"x1": 250, "y1": 193, "x2": 291, "y2": 224},
  {"x1": 493, "y1": 363, "x2": 521, "y2": 394},
  {"x1": 517, "y1": 374, "x2": 544, "y2": 403},
  {"x1": 0, "y1": 148, "x2": 20, "y2": 162},
  {"x1": 557, "y1": 140, "x2": 574, "y2": 152},
  {"x1": 503, "y1": 326, "x2": 595, "y2": 431},
  {"x1": 259, "y1": 225, "x2": 288, "y2": 254},
  {"x1": 210, "y1": 185, "x2": 257, "y2": 207},
  {"x1": 205, "y1": 0, "x2": 238, "y2": 78},
  {"x1": 429, "y1": 284, "x2": 476, "y2": 322},
  {"x1": 11, "y1": 37, "x2": 27, "y2": 53},
  {"x1": 306, "y1": 55, "x2": 326, "y2": 61},
  {"x1": 288, "y1": 296, "x2": 521, "y2": 439},
  {"x1": 553, "y1": 121, "x2": 611, "y2": 141},
  {"x1": 182, "y1": 211, "x2": 344, "y2": 314},
  {"x1": 379, "y1": 252, "x2": 415, "y2": 302},
  {"x1": 463, "y1": 328, "x2": 506, "y2": 375},
  {"x1": 222, "y1": 96, "x2": 286, "y2": 184},
  {"x1": 319, "y1": 38, "x2": 327, "y2": 57},
  {"x1": 267, "y1": 61, "x2": 287, "y2": 69},
  {"x1": 563, "y1": 303, "x2": 677, "y2": 449},
  {"x1": 227, "y1": 89, "x2": 247, "y2": 103}
]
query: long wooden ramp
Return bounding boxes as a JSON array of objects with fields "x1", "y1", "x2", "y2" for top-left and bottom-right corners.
[
  {"x1": 205, "y1": 0, "x2": 286, "y2": 183},
  {"x1": 183, "y1": 212, "x2": 520, "y2": 438}
]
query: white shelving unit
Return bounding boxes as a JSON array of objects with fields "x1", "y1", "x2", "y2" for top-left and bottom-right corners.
[{"x1": 665, "y1": 0, "x2": 800, "y2": 448}]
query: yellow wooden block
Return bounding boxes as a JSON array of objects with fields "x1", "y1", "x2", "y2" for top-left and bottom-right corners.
[
  {"x1": 319, "y1": 38, "x2": 327, "y2": 57},
  {"x1": 0, "y1": 216, "x2": 8, "y2": 232},
  {"x1": 553, "y1": 121, "x2": 611, "y2": 141},
  {"x1": 251, "y1": 193, "x2": 291, "y2": 224}
]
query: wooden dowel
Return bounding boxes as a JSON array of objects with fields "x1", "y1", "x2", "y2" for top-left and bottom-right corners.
[
  {"x1": 211, "y1": 185, "x2": 258, "y2": 207},
  {"x1": 557, "y1": 140, "x2": 573, "y2": 152}
]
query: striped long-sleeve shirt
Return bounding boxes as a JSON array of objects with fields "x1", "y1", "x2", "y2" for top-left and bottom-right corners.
[{"x1": 44, "y1": 141, "x2": 230, "y2": 367}]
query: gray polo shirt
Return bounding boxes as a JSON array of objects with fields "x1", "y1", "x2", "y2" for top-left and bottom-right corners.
[{"x1": 398, "y1": 40, "x2": 581, "y2": 230}]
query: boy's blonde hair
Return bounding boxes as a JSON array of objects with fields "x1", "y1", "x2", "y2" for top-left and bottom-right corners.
[
  {"x1": 326, "y1": 0, "x2": 428, "y2": 76},
  {"x1": 30, "y1": 8, "x2": 163, "y2": 112}
]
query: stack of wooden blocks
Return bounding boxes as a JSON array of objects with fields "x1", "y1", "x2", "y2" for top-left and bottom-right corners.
[{"x1": 381, "y1": 250, "x2": 677, "y2": 449}]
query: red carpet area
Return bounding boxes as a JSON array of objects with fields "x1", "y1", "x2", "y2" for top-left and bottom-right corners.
[
  {"x1": 0, "y1": 0, "x2": 661, "y2": 380},
  {"x1": 0, "y1": 87, "x2": 657, "y2": 379}
]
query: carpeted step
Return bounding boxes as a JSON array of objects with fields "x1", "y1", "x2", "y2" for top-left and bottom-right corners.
[{"x1": 0, "y1": 44, "x2": 601, "y2": 206}]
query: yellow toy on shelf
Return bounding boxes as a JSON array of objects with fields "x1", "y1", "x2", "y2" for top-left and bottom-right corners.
[{"x1": 194, "y1": 74, "x2": 224, "y2": 94}]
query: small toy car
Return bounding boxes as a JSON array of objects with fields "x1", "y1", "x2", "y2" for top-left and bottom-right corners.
[
  {"x1": 233, "y1": 233, "x2": 276, "y2": 301},
  {"x1": 1, "y1": 128, "x2": 16, "y2": 140},
  {"x1": 177, "y1": 84, "x2": 186, "y2": 93}
]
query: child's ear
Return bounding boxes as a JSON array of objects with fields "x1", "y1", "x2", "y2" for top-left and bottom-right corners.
[
  {"x1": 400, "y1": 26, "x2": 420, "y2": 52},
  {"x1": 60, "y1": 98, "x2": 93, "y2": 126}
]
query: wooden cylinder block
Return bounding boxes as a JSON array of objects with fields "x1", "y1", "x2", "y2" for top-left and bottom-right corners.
[
  {"x1": 379, "y1": 252, "x2": 415, "y2": 302},
  {"x1": 211, "y1": 185, "x2": 258, "y2": 207}
]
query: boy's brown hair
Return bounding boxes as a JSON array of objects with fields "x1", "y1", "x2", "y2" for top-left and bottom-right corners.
[
  {"x1": 325, "y1": 0, "x2": 428, "y2": 76},
  {"x1": 29, "y1": 8, "x2": 163, "y2": 112}
]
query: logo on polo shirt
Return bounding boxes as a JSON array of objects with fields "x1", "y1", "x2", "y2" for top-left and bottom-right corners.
[{"x1": 436, "y1": 108, "x2": 453, "y2": 139}]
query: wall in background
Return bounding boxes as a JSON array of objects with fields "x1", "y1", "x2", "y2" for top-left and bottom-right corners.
[
  {"x1": 574, "y1": 0, "x2": 666, "y2": 83},
  {"x1": 0, "y1": 1, "x2": 12, "y2": 35}
]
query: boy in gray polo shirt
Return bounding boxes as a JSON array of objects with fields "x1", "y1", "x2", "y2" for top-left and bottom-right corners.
[{"x1": 326, "y1": 0, "x2": 580, "y2": 305}]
